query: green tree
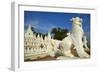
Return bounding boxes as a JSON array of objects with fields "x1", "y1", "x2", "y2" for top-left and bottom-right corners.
[{"x1": 51, "y1": 27, "x2": 69, "y2": 40}]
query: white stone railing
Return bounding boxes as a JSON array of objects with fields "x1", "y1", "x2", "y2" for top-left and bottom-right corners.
[{"x1": 24, "y1": 48, "x2": 48, "y2": 56}]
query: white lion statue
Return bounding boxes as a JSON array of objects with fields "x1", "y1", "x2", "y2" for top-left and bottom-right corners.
[{"x1": 60, "y1": 17, "x2": 89, "y2": 58}]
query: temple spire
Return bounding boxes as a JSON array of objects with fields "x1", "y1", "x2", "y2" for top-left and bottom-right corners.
[
  {"x1": 47, "y1": 31, "x2": 51, "y2": 39},
  {"x1": 27, "y1": 24, "x2": 32, "y2": 31}
]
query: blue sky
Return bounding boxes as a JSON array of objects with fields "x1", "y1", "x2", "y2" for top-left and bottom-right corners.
[{"x1": 24, "y1": 11, "x2": 90, "y2": 39}]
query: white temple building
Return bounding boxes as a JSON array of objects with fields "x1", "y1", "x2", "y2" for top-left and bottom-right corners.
[{"x1": 24, "y1": 25, "x2": 61, "y2": 60}]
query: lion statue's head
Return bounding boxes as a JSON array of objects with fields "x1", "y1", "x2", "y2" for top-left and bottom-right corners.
[{"x1": 70, "y1": 17, "x2": 83, "y2": 27}]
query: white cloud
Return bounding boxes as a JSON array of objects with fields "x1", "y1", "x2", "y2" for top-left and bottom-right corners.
[
  {"x1": 36, "y1": 23, "x2": 57, "y2": 33},
  {"x1": 28, "y1": 20, "x2": 39, "y2": 29}
]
